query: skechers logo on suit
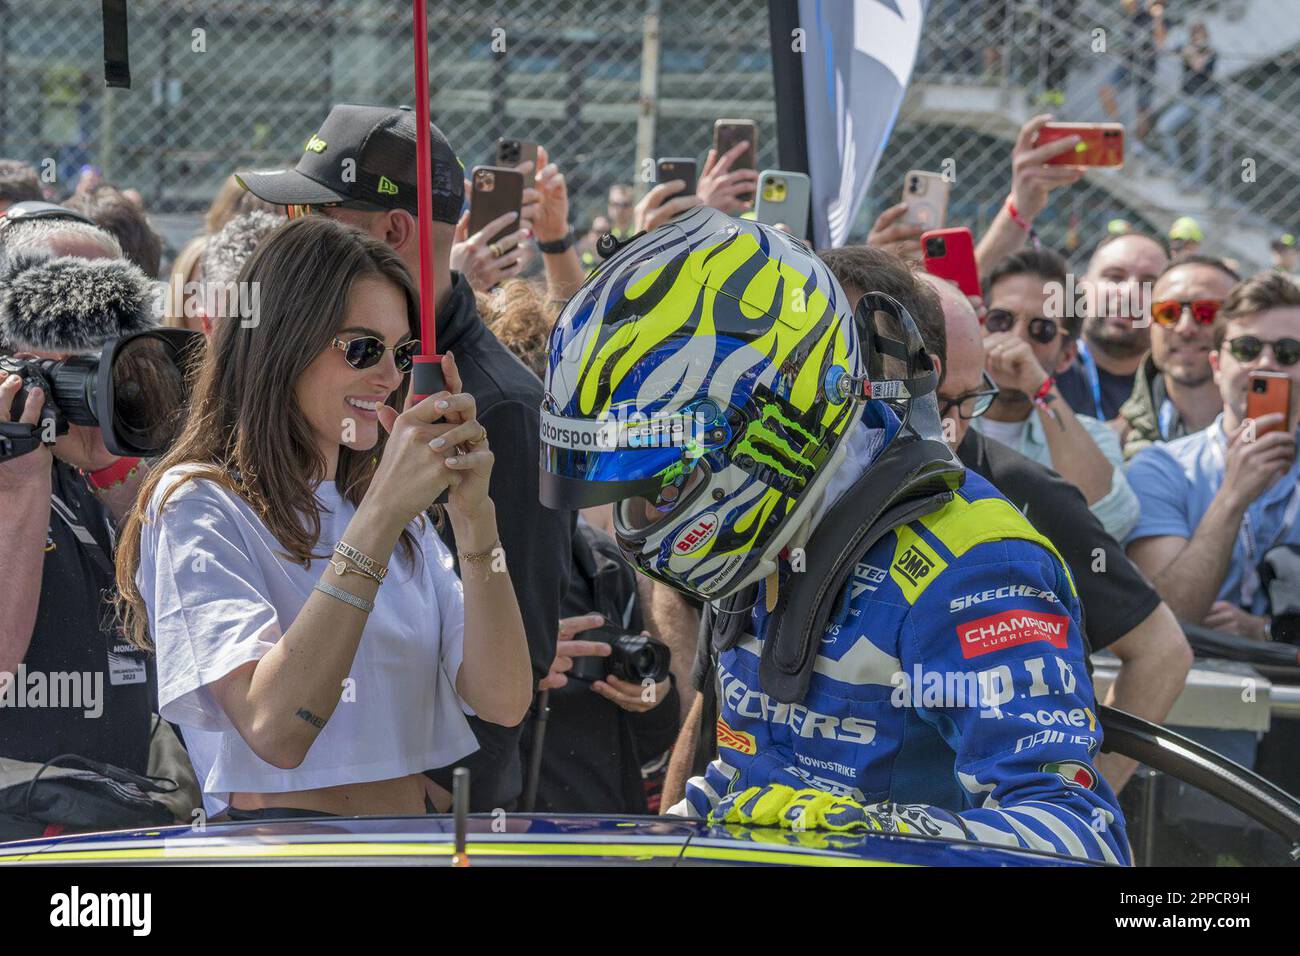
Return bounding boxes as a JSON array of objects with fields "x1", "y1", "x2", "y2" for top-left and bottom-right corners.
[
  {"x1": 718, "y1": 666, "x2": 876, "y2": 744},
  {"x1": 949, "y1": 585, "x2": 1058, "y2": 613}
]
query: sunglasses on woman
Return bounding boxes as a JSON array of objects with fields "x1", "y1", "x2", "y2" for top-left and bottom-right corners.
[
  {"x1": 1150, "y1": 298, "x2": 1221, "y2": 328},
  {"x1": 940, "y1": 370, "x2": 1000, "y2": 421},
  {"x1": 1225, "y1": 335, "x2": 1300, "y2": 367},
  {"x1": 984, "y1": 308, "x2": 1060, "y2": 344},
  {"x1": 332, "y1": 335, "x2": 422, "y2": 373}
]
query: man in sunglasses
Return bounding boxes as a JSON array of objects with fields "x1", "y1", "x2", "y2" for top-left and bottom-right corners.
[
  {"x1": 919, "y1": 271, "x2": 1190, "y2": 793},
  {"x1": 1117, "y1": 255, "x2": 1239, "y2": 460},
  {"x1": 973, "y1": 249, "x2": 1139, "y2": 541},
  {"x1": 237, "y1": 104, "x2": 573, "y2": 813},
  {"x1": 1128, "y1": 272, "x2": 1300, "y2": 645}
]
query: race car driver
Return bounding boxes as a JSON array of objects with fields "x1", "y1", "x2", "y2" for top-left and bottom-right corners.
[{"x1": 538, "y1": 207, "x2": 1129, "y2": 864}]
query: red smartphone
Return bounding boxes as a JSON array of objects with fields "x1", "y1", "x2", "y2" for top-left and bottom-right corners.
[
  {"x1": 1035, "y1": 122, "x2": 1125, "y2": 168},
  {"x1": 1246, "y1": 371, "x2": 1292, "y2": 436},
  {"x1": 922, "y1": 227, "x2": 981, "y2": 299},
  {"x1": 467, "y1": 166, "x2": 524, "y2": 246}
]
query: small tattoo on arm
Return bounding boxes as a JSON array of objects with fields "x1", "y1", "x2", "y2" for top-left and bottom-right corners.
[{"x1": 295, "y1": 707, "x2": 326, "y2": 729}]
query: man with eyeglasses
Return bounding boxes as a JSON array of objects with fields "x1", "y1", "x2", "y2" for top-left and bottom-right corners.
[
  {"x1": 973, "y1": 249, "x2": 1140, "y2": 541},
  {"x1": 1117, "y1": 255, "x2": 1239, "y2": 460},
  {"x1": 1127, "y1": 272, "x2": 1300, "y2": 644},
  {"x1": 919, "y1": 270, "x2": 1190, "y2": 794},
  {"x1": 236, "y1": 104, "x2": 573, "y2": 813}
]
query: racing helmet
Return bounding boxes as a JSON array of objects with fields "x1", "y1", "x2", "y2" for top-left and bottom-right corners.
[{"x1": 539, "y1": 206, "x2": 869, "y2": 601}]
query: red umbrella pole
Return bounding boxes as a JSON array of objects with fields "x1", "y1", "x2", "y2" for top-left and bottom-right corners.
[{"x1": 410, "y1": 0, "x2": 443, "y2": 400}]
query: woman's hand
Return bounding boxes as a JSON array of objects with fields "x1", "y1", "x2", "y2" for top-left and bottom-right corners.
[
  {"x1": 697, "y1": 142, "x2": 759, "y2": 215},
  {"x1": 634, "y1": 180, "x2": 702, "y2": 234},
  {"x1": 426, "y1": 352, "x2": 495, "y2": 524}
]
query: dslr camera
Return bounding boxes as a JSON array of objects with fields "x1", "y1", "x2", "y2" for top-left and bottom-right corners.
[{"x1": 569, "y1": 622, "x2": 672, "y2": 685}]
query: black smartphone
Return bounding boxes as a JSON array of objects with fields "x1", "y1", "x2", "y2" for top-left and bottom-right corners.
[
  {"x1": 467, "y1": 166, "x2": 524, "y2": 245},
  {"x1": 713, "y1": 118, "x2": 758, "y2": 202},
  {"x1": 656, "y1": 157, "x2": 697, "y2": 195}
]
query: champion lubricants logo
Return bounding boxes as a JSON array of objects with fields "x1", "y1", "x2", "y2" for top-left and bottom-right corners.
[
  {"x1": 673, "y1": 513, "x2": 718, "y2": 555},
  {"x1": 957, "y1": 609, "x2": 1070, "y2": 659}
]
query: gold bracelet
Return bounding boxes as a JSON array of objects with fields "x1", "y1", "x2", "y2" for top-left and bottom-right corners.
[
  {"x1": 459, "y1": 539, "x2": 501, "y2": 565},
  {"x1": 328, "y1": 556, "x2": 381, "y2": 584}
]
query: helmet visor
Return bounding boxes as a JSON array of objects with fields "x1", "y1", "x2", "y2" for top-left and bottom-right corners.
[{"x1": 538, "y1": 408, "x2": 703, "y2": 510}]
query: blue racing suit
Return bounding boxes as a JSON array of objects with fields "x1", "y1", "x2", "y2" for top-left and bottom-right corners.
[{"x1": 683, "y1": 462, "x2": 1130, "y2": 865}]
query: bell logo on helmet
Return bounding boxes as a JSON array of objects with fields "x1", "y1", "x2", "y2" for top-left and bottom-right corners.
[{"x1": 673, "y1": 513, "x2": 719, "y2": 555}]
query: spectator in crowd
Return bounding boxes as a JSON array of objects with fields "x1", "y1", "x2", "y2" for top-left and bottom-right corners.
[
  {"x1": 117, "y1": 215, "x2": 532, "y2": 820},
  {"x1": 205, "y1": 174, "x2": 278, "y2": 236},
  {"x1": 0, "y1": 210, "x2": 154, "y2": 777},
  {"x1": 235, "y1": 104, "x2": 572, "y2": 812},
  {"x1": 1118, "y1": 255, "x2": 1239, "y2": 459},
  {"x1": 1100, "y1": 1, "x2": 1166, "y2": 142},
  {"x1": 1272, "y1": 233, "x2": 1298, "y2": 279},
  {"x1": 1055, "y1": 232, "x2": 1169, "y2": 421},
  {"x1": 63, "y1": 185, "x2": 164, "y2": 278},
  {"x1": 1127, "y1": 272, "x2": 1300, "y2": 640},
  {"x1": 974, "y1": 114, "x2": 1085, "y2": 278},
  {"x1": 1155, "y1": 22, "x2": 1221, "y2": 191},
  {"x1": 162, "y1": 236, "x2": 207, "y2": 333},
  {"x1": 606, "y1": 183, "x2": 636, "y2": 240},
  {"x1": 974, "y1": 248, "x2": 1140, "y2": 539},
  {"x1": 0, "y1": 160, "x2": 42, "y2": 214},
  {"x1": 194, "y1": 209, "x2": 286, "y2": 336},
  {"x1": 1167, "y1": 215, "x2": 1203, "y2": 257},
  {"x1": 908, "y1": 265, "x2": 1191, "y2": 793}
]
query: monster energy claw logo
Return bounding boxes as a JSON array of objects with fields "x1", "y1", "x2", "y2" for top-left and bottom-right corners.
[{"x1": 733, "y1": 401, "x2": 820, "y2": 485}]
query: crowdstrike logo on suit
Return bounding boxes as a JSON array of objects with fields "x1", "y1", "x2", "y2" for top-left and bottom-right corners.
[{"x1": 0, "y1": 666, "x2": 102, "y2": 717}]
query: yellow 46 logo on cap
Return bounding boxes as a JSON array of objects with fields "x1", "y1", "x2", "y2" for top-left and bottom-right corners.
[{"x1": 304, "y1": 135, "x2": 327, "y2": 153}]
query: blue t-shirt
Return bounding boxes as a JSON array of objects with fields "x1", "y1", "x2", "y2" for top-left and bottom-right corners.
[{"x1": 1125, "y1": 414, "x2": 1300, "y2": 614}]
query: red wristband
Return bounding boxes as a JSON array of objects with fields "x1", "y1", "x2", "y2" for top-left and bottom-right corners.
[
  {"x1": 85, "y1": 456, "x2": 141, "y2": 490},
  {"x1": 1005, "y1": 196, "x2": 1033, "y2": 231},
  {"x1": 1032, "y1": 376, "x2": 1055, "y2": 403}
]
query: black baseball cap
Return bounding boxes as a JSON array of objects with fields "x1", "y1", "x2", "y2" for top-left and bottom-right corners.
[{"x1": 236, "y1": 104, "x2": 464, "y2": 223}]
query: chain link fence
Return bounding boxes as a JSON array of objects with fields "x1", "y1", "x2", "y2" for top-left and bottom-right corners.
[{"x1": 1, "y1": 0, "x2": 1295, "y2": 270}]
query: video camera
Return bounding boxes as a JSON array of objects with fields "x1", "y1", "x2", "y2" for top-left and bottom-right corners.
[
  {"x1": 0, "y1": 209, "x2": 202, "y2": 463},
  {"x1": 0, "y1": 328, "x2": 200, "y2": 461}
]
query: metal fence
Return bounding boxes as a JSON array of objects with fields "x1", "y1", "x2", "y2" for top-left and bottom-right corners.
[{"x1": 1, "y1": 0, "x2": 1295, "y2": 270}]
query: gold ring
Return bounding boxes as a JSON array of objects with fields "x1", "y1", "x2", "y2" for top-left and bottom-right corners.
[
  {"x1": 467, "y1": 425, "x2": 488, "y2": 447},
  {"x1": 489, "y1": 242, "x2": 502, "y2": 258}
]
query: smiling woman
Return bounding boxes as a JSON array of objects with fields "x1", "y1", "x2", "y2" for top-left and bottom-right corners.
[{"x1": 112, "y1": 216, "x2": 531, "y2": 820}]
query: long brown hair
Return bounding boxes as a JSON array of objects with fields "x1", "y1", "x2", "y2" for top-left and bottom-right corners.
[{"x1": 117, "y1": 215, "x2": 420, "y2": 650}]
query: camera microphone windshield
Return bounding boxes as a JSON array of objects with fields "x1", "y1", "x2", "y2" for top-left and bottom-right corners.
[{"x1": 0, "y1": 249, "x2": 155, "y2": 353}]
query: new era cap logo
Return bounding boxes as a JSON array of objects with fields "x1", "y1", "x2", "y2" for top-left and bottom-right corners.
[
  {"x1": 305, "y1": 135, "x2": 327, "y2": 153},
  {"x1": 377, "y1": 176, "x2": 399, "y2": 196}
]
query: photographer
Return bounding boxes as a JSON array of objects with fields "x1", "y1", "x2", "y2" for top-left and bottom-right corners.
[{"x1": 0, "y1": 206, "x2": 153, "y2": 775}]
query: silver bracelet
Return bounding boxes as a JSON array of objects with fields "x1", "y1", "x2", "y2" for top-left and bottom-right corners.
[{"x1": 313, "y1": 581, "x2": 374, "y2": 614}]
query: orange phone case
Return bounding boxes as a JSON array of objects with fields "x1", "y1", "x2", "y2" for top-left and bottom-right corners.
[
  {"x1": 1037, "y1": 122, "x2": 1125, "y2": 168},
  {"x1": 1246, "y1": 371, "x2": 1292, "y2": 435}
]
